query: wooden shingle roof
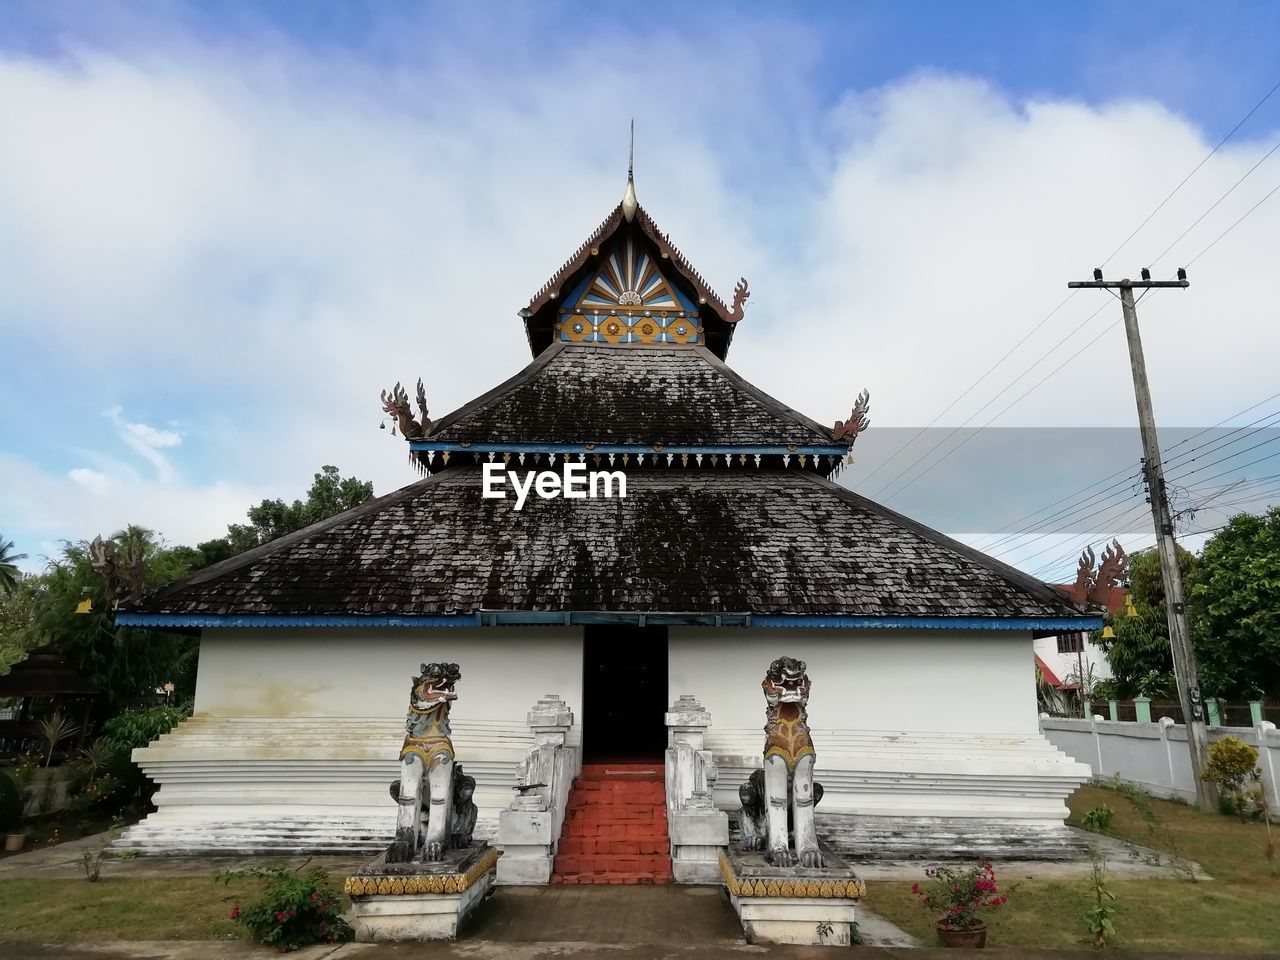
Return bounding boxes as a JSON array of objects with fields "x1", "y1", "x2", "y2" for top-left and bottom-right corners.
[
  {"x1": 426, "y1": 342, "x2": 835, "y2": 447},
  {"x1": 133, "y1": 468, "x2": 1085, "y2": 624}
]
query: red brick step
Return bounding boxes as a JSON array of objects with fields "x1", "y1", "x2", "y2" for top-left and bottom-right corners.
[{"x1": 552, "y1": 762, "x2": 672, "y2": 885}]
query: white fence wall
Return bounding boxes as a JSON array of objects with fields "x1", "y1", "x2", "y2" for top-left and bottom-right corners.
[{"x1": 1040, "y1": 715, "x2": 1280, "y2": 813}]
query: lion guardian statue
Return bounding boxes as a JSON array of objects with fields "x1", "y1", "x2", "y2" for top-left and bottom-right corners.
[
  {"x1": 386, "y1": 662, "x2": 478, "y2": 862},
  {"x1": 738, "y1": 656, "x2": 825, "y2": 867}
]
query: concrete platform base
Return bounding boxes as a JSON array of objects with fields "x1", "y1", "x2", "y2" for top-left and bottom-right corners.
[
  {"x1": 720, "y1": 843, "x2": 864, "y2": 947},
  {"x1": 344, "y1": 843, "x2": 498, "y2": 941}
]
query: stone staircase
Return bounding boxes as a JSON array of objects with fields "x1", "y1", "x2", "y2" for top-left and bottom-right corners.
[{"x1": 552, "y1": 762, "x2": 673, "y2": 884}]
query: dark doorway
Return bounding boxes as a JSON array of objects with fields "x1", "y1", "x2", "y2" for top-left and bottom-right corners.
[{"x1": 582, "y1": 625, "x2": 668, "y2": 761}]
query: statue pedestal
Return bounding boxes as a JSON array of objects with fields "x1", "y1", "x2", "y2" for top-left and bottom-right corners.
[
  {"x1": 345, "y1": 844, "x2": 498, "y2": 942},
  {"x1": 720, "y1": 844, "x2": 864, "y2": 947}
]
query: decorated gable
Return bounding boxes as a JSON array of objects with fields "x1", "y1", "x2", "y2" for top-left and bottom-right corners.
[{"x1": 555, "y1": 232, "x2": 702, "y2": 345}]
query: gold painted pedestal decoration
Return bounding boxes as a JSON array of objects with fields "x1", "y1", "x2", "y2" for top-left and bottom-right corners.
[
  {"x1": 720, "y1": 843, "x2": 863, "y2": 947},
  {"x1": 345, "y1": 844, "x2": 499, "y2": 942}
]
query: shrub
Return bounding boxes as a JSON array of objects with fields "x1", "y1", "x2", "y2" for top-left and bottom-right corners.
[
  {"x1": 1082, "y1": 804, "x2": 1115, "y2": 832},
  {"x1": 911, "y1": 862, "x2": 1007, "y2": 929},
  {"x1": 6, "y1": 753, "x2": 40, "y2": 791},
  {"x1": 101, "y1": 706, "x2": 189, "y2": 753},
  {"x1": 1202, "y1": 736, "x2": 1264, "y2": 819},
  {"x1": 218, "y1": 863, "x2": 353, "y2": 952}
]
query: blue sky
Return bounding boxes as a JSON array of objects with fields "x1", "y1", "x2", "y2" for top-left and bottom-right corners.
[{"x1": 3, "y1": 1, "x2": 1279, "y2": 579}]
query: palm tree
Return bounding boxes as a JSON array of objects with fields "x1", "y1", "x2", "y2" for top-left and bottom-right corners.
[{"x1": 0, "y1": 536, "x2": 27, "y2": 593}]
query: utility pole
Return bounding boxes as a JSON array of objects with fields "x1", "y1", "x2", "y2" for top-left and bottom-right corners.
[{"x1": 1067, "y1": 268, "x2": 1214, "y2": 811}]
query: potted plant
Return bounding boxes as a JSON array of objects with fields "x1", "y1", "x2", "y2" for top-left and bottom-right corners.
[
  {"x1": 0, "y1": 769, "x2": 24, "y2": 851},
  {"x1": 912, "y1": 861, "x2": 1007, "y2": 947}
]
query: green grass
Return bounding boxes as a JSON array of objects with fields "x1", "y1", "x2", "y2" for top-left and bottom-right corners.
[
  {"x1": 0, "y1": 784, "x2": 1276, "y2": 949},
  {"x1": 867, "y1": 784, "x2": 1280, "y2": 953},
  {"x1": 0, "y1": 876, "x2": 261, "y2": 941}
]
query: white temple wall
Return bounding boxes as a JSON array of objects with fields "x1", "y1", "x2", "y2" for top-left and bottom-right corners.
[
  {"x1": 121, "y1": 624, "x2": 1093, "y2": 857},
  {"x1": 194, "y1": 627, "x2": 583, "y2": 721},
  {"x1": 669, "y1": 628, "x2": 1090, "y2": 850},
  {"x1": 119, "y1": 627, "x2": 583, "y2": 855},
  {"x1": 669, "y1": 628, "x2": 1037, "y2": 736}
]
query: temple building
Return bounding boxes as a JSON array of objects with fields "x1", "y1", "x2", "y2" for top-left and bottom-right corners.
[{"x1": 116, "y1": 164, "x2": 1099, "y2": 870}]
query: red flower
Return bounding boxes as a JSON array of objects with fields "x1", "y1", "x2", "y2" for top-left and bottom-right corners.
[{"x1": 911, "y1": 883, "x2": 919, "y2": 893}]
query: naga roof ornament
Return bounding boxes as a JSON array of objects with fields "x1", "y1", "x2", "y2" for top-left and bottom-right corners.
[
  {"x1": 833, "y1": 390, "x2": 871, "y2": 444},
  {"x1": 380, "y1": 379, "x2": 431, "y2": 439},
  {"x1": 1067, "y1": 539, "x2": 1128, "y2": 610}
]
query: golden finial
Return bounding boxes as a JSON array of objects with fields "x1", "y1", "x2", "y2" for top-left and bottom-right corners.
[{"x1": 622, "y1": 118, "x2": 638, "y2": 222}]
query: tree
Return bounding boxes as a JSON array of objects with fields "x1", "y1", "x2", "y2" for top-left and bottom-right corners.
[
  {"x1": 194, "y1": 466, "x2": 373, "y2": 566},
  {"x1": 0, "y1": 536, "x2": 28, "y2": 593},
  {"x1": 1190, "y1": 508, "x2": 1280, "y2": 699},
  {"x1": 29, "y1": 529, "x2": 200, "y2": 713},
  {"x1": 1092, "y1": 547, "x2": 1192, "y2": 699},
  {"x1": 0, "y1": 576, "x2": 39, "y2": 675},
  {"x1": 1094, "y1": 513, "x2": 1280, "y2": 700}
]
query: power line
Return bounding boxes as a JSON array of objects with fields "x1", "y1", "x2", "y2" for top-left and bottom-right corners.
[
  {"x1": 970, "y1": 392, "x2": 1280, "y2": 552},
  {"x1": 857, "y1": 293, "x2": 1079, "y2": 486},
  {"x1": 975, "y1": 470, "x2": 1141, "y2": 555},
  {"x1": 860, "y1": 77, "x2": 1280, "y2": 489},
  {"x1": 1008, "y1": 493, "x2": 1150, "y2": 566},
  {"x1": 1186, "y1": 179, "x2": 1280, "y2": 267},
  {"x1": 1149, "y1": 138, "x2": 1280, "y2": 267},
  {"x1": 1168, "y1": 441, "x2": 1280, "y2": 488},
  {"x1": 984, "y1": 475, "x2": 1143, "y2": 558},
  {"x1": 1017, "y1": 499, "x2": 1153, "y2": 576},
  {"x1": 1161, "y1": 406, "x2": 1280, "y2": 474},
  {"x1": 1167, "y1": 431, "x2": 1280, "y2": 483},
  {"x1": 880, "y1": 313, "x2": 1124, "y2": 501},
  {"x1": 1099, "y1": 77, "x2": 1280, "y2": 265},
  {"x1": 1014, "y1": 428, "x2": 1280, "y2": 572}
]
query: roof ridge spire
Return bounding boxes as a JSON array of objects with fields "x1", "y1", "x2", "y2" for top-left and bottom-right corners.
[{"x1": 622, "y1": 118, "x2": 638, "y2": 222}]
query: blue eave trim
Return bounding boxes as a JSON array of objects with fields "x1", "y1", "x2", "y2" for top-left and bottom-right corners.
[
  {"x1": 407, "y1": 441, "x2": 849, "y2": 457},
  {"x1": 114, "y1": 613, "x2": 483, "y2": 629},
  {"x1": 116, "y1": 611, "x2": 1100, "y2": 631},
  {"x1": 749, "y1": 615, "x2": 1103, "y2": 631}
]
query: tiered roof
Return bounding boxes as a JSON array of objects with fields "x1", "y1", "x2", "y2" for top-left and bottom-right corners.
[
  {"x1": 415, "y1": 343, "x2": 843, "y2": 470},
  {"x1": 123, "y1": 173, "x2": 1098, "y2": 634},
  {"x1": 129, "y1": 469, "x2": 1083, "y2": 628}
]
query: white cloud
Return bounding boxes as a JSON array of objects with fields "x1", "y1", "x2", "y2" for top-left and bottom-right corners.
[
  {"x1": 68, "y1": 467, "x2": 113, "y2": 496},
  {"x1": 1, "y1": 23, "x2": 1277, "y2": 577},
  {"x1": 101, "y1": 406, "x2": 183, "y2": 482},
  {"x1": 2, "y1": 453, "x2": 266, "y2": 569}
]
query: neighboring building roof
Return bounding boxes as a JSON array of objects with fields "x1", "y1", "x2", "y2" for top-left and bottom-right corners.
[
  {"x1": 0, "y1": 645, "x2": 100, "y2": 698},
  {"x1": 1034, "y1": 654, "x2": 1064, "y2": 688},
  {"x1": 128, "y1": 468, "x2": 1088, "y2": 628},
  {"x1": 425, "y1": 342, "x2": 836, "y2": 448}
]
